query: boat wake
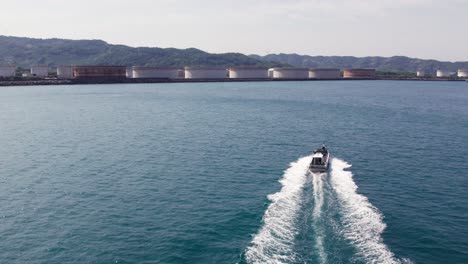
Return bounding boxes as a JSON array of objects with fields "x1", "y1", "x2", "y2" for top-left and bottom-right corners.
[
  {"x1": 330, "y1": 158, "x2": 402, "y2": 264},
  {"x1": 245, "y1": 156, "x2": 311, "y2": 264},
  {"x1": 312, "y1": 172, "x2": 327, "y2": 264},
  {"x1": 245, "y1": 156, "x2": 407, "y2": 264}
]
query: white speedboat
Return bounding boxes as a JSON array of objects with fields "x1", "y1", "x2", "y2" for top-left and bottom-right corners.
[{"x1": 309, "y1": 145, "x2": 330, "y2": 173}]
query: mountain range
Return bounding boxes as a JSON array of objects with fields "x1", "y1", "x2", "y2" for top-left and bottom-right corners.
[{"x1": 1, "y1": 35, "x2": 467, "y2": 73}]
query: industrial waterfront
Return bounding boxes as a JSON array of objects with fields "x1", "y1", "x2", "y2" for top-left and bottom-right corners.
[{"x1": 0, "y1": 65, "x2": 467, "y2": 86}]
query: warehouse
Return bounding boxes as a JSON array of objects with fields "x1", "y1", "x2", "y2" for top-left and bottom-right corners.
[
  {"x1": 0, "y1": 65, "x2": 16, "y2": 77},
  {"x1": 457, "y1": 69, "x2": 468, "y2": 78},
  {"x1": 132, "y1": 66, "x2": 182, "y2": 79},
  {"x1": 57, "y1": 65, "x2": 73, "y2": 79},
  {"x1": 308, "y1": 68, "x2": 341, "y2": 79},
  {"x1": 229, "y1": 66, "x2": 269, "y2": 79},
  {"x1": 184, "y1": 67, "x2": 227, "y2": 79},
  {"x1": 73, "y1": 66, "x2": 126, "y2": 78},
  {"x1": 31, "y1": 65, "x2": 49, "y2": 77},
  {"x1": 343, "y1": 68, "x2": 376, "y2": 79},
  {"x1": 270, "y1": 67, "x2": 309, "y2": 79},
  {"x1": 436, "y1": 70, "x2": 451, "y2": 78}
]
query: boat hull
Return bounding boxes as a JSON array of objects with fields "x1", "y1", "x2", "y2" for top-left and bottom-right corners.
[
  {"x1": 309, "y1": 151, "x2": 330, "y2": 173},
  {"x1": 309, "y1": 164, "x2": 329, "y2": 173}
]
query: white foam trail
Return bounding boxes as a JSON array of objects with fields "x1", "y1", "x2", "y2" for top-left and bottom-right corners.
[
  {"x1": 312, "y1": 173, "x2": 327, "y2": 264},
  {"x1": 312, "y1": 173, "x2": 324, "y2": 219},
  {"x1": 245, "y1": 156, "x2": 311, "y2": 264},
  {"x1": 330, "y1": 158, "x2": 401, "y2": 264}
]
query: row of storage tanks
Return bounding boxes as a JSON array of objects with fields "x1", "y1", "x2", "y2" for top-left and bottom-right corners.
[
  {"x1": 417, "y1": 69, "x2": 468, "y2": 78},
  {"x1": 3, "y1": 65, "x2": 468, "y2": 79},
  {"x1": 58, "y1": 66, "x2": 378, "y2": 79}
]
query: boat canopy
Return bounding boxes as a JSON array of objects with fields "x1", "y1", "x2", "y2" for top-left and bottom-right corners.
[{"x1": 312, "y1": 152, "x2": 324, "y2": 158}]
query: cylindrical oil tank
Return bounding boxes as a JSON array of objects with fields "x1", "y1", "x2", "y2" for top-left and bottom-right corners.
[
  {"x1": 436, "y1": 70, "x2": 451, "y2": 78},
  {"x1": 228, "y1": 66, "x2": 269, "y2": 79},
  {"x1": 0, "y1": 65, "x2": 16, "y2": 77},
  {"x1": 343, "y1": 68, "x2": 376, "y2": 79},
  {"x1": 270, "y1": 67, "x2": 309, "y2": 79},
  {"x1": 416, "y1": 70, "x2": 425, "y2": 77},
  {"x1": 184, "y1": 67, "x2": 227, "y2": 79},
  {"x1": 126, "y1": 67, "x2": 133, "y2": 78},
  {"x1": 308, "y1": 68, "x2": 341, "y2": 79},
  {"x1": 57, "y1": 65, "x2": 73, "y2": 79},
  {"x1": 31, "y1": 65, "x2": 49, "y2": 77},
  {"x1": 132, "y1": 66, "x2": 182, "y2": 79},
  {"x1": 73, "y1": 66, "x2": 127, "y2": 78},
  {"x1": 268, "y1": 69, "x2": 274, "y2": 78},
  {"x1": 457, "y1": 69, "x2": 468, "y2": 78}
]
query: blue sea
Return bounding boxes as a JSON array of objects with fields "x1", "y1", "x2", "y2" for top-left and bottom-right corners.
[{"x1": 0, "y1": 81, "x2": 467, "y2": 263}]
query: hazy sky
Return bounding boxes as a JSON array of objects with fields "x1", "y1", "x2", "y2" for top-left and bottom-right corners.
[{"x1": 1, "y1": 0, "x2": 467, "y2": 61}]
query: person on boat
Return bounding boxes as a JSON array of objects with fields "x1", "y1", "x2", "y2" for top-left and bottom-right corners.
[{"x1": 322, "y1": 144, "x2": 327, "y2": 153}]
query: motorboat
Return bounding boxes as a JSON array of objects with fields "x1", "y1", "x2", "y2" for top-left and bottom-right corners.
[{"x1": 309, "y1": 145, "x2": 330, "y2": 173}]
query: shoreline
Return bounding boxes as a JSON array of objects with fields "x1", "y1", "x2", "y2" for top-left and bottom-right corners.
[{"x1": 0, "y1": 77, "x2": 466, "y2": 87}]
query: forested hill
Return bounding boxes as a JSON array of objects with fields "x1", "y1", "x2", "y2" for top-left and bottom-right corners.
[
  {"x1": 1, "y1": 35, "x2": 467, "y2": 72},
  {"x1": 250, "y1": 54, "x2": 468, "y2": 73},
  {"x1": 0, "y1": 36, "x2": 282, "y2": 68}
]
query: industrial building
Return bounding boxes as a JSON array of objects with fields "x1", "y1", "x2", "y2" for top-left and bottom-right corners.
[
  {"x1": 57, "y1": 65, "x2": 73, "y2": 79},
  {"x1": 0, "y1": 65, "x2": 16, "y2": 77},
  {"x1": 343, "y1": 68, "x2": 376, "y2": 79},
  {"x1": 132, "y1": 66, "x2": 182, "y2": 79},
  {"x1": 457, "y1": 69, "x2": 468, "y2": 78},
  {"x1": 228, "y1": 66, "x2": 269, "y2": 79},
  {"x1": 416, "y1": 70, "x2": 425, "y2": 77},
  {"x1": 31, "y1": 65, "x2": 49, "y2": 77},
  {"x1": 308, "y1": 68, "x2": 341, "y2": 79},
  {"x1": 436, "y1": 70, "x2": 451, "y2": 78},
  {"x1": 73, "y1": 66, "x2": 126, "y2": 78},
  {"x1": 184, "y1": 67, "x2": 227, "y2": 79},
  {"x1": 270, "y1": 67, "x2": 309, "y2": 79}
]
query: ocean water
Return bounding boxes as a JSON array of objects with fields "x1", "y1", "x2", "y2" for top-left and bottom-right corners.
[{"x1": 0, "y1": 81, "x2": 467, "y2": 263}]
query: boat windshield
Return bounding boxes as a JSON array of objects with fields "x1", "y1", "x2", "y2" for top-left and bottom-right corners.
[{"x1": 312, "y1": 158, "x2": 322, "y2": 165}]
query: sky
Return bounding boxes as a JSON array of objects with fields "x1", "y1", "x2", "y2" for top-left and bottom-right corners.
[{"x1": 0, "y1": 0, "x2": 467, "y2": 61}]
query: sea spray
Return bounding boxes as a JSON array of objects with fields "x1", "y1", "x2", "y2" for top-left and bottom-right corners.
[
  {"x1": 245, "y1": 156, "x2": 311, "y2": 264},
  {"x1": 330, "y1": 158, "x2": 402, "y2": 264}
]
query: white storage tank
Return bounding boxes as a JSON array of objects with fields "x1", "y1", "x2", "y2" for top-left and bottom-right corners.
[
  {"x1": 457, "y1": 69, "x2": 468, "y2": 78},
  {"x1": 31, "y1": 65, "x2": 49, "y2": 77},
  {"x1": 309, "y1": 68, "x2": 341, "y2": 79},
  {"x1": 0, "y1": 65, "x2": 16, "y2": 77},
  {"x1": 229, "y1": 66, "x2": 269, "y2": 79},
  {"x1": 268, "y1": 69, "x2": 274, "y2": 78},
  {"x1": 57, "y1": 65, "x2": 73, "y2": 79},
  {"x1": 270, "y1": 67, "x2": 309, "y2": 79},
  {"x1": 184, "y1": 67, "x2": 227, "y2": 79},
  {"x1": 416, "y1": 70, "x2": 425, "y2": 77},
  {"x1": 436, "y1": 70, "x2": 451, "y2": 77},
  {"x1": 126, "y1": 67, "x2": 133, "y2": 78},
  {"x1": 132, "y1": 66, "x2": 182, "y2": 79}
]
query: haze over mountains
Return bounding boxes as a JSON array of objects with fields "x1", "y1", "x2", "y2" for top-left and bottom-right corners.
[{"x1": 1, "y1": 35, "x2": 467, "y2": 72}]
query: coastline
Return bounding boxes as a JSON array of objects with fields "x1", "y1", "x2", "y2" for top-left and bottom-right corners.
[{"x1": 0, "y1": 77, "x2": 466, "y2": 87}]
